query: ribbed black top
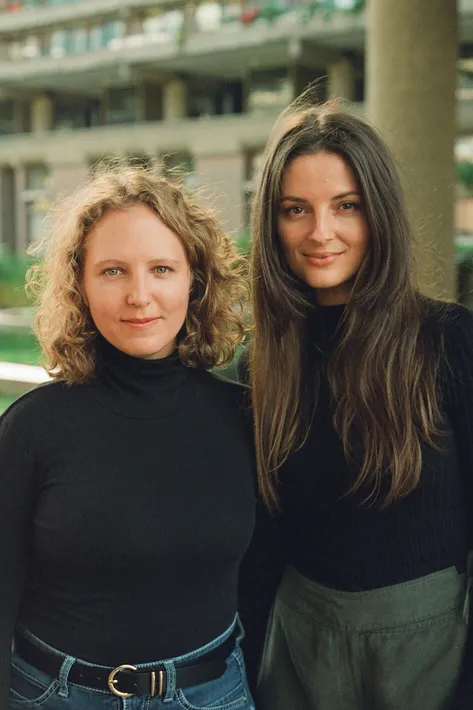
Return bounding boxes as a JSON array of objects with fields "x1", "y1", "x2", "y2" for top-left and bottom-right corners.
[
  {"x1": 283, "y1": 302, "x2": 469, "y2": 590},
  {"x1": 238, "y1": 300, "x2": 473, "y2": 695},
  {"x1": 0, "y1": 336, "x2": 256, "y2": 706}
]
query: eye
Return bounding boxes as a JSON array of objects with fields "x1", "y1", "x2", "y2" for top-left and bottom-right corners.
[
  {"x1": 339, "y1": 201, "x2": 360, "y2": 212},
  {"x1": 154, "y1": 266, "x2": 171, "y2": 274},
  {"x1": 102, "y1": 267, "x2": 123, "y2": 276},
  {"x1": 285, "y1": 205, "x2": 305, "y2": 216}
]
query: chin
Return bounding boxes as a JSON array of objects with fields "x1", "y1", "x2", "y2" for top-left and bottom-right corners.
[
  {"x1": 304, "y1": 277, "x2": 340, "y2": 290},
  {"x1": 116, "y1": 341, "x2": 163, "y2": 359}
]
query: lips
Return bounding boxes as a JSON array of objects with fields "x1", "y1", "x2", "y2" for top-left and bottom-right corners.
[
  {"x1": 305, "y1": 252, "x2": 343, "y2": 258},
  {"x1": 121, "y1": 317, "x2": 160, "y2": 330},
  {"x1": 123, "y1": 318, "x2": 157, "y2": 324},
  {"x1": 305, "y1": 252, "x2": 343, "y2": 266}
]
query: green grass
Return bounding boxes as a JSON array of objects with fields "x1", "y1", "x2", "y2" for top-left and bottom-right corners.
[
  {"x1": 0, "y1": 327, "x2": 41, "y2": 365},
  {"x1": 0, "y1": 395, "x2": 16, "y2": 414}
]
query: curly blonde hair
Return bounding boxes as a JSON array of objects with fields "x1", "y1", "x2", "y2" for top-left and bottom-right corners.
[{"x1": 27, "y1": 162, "x2": 247, "y2": 383}]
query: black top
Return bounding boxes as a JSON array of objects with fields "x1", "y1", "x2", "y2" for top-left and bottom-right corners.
[
  {"x1": 238, "y1": 301, "x2": 473, "y2": 699},
  {"x1": 0, "y1": 335, "x2": 256, "y2": 705}
]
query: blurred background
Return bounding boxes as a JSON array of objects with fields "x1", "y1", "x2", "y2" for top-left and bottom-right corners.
[{"x1": 0, "y1": 0, "x2": 468, "y2": 409}]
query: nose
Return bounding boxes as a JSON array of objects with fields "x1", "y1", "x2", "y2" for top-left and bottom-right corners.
[
  {"x1": 126, "y1": 274, "x2": 151, "y2": 307},
  {"x1": 308, "y1": 209, "x2": 334, "y2": 244}
]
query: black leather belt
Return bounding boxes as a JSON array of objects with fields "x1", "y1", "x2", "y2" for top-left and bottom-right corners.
[{"x1": 15, "y1": 629, "x2": 237, "y2": 699}]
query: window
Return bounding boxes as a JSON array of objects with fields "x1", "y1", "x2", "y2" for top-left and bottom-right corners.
[
  {"x1": 54, "y1": 99, "x2": 102, "y2": 130},
  {"x1": 0, "y1": 100, "x2": 15, "y2": 135},
  {"x1": 26, "y1": 198, "x2": 50, "y2": 245},
  {"x1": 216, "y1": 81, "x2": 243, "y2": 115},
  {"x1": 162, "y1": 152, "x2": 195, "y2": 188},
  {"x1": 247, "y1": 68, "x2": 292, "y2": 111},
  {"x1": 70, "y1": 26, "x2": 89, "y2": 54},
  {"x1": 50, "y1": 29, "x2": 73, "y2": 58},
  {"x1": 188, "y1": 79, "x2": 242, "y2": 118},
  {"x1": 107, "y1": 87, "x2": 139, "y2": 125},
  {"x1": 23, "y1": 163, "x2": 53, "y2": 245}
]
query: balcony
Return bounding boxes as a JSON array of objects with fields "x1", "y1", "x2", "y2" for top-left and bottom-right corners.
[
  {"x1": 0, "y1": 0, "x2": 168, "y2": 36},
  {"x1": 0, "y1": 94, "x2": 472, "y2": 169},
  {"x1": 0, "y1": 10, "x2": 365, "y2": 92},
  {"x1": 0, "y1": 109, "x2": 282, "y2": 164}
]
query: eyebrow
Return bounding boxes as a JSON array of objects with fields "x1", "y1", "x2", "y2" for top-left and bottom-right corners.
[
  {"x1": 280, "y1": 191, "x2": 361, "y2": 203},
  {"x1": 93, "y1": 258, "x2": 182, "y2": 268}
]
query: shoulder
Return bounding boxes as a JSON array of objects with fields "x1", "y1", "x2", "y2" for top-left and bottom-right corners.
[
  {"x1": 194, "y1": 367, "x2": 248, "y2": 400},
  {"x1": 420, "y1": 300, "x2": 473, "y2": 390},
  {"x1": 236, "y1": 347, "x2": 250, "y2": 386},
  {"x1": 190, "y1": 369, "x2": 252, "y2": 425},
  {"x1": 419, "y1": 299, "x2": 473, "y2": 345},
  {"x1": 421, "y1": 298, "x2": 472, "y2": 328},
  {"x1": 0, "y1": 380, "x2": 74, "y2": 434}
]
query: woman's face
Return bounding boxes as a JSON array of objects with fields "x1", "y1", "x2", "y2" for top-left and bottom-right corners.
[
  {"x1": 83, "y1": 204, "x2": 191, "y2": 359},
  {"x1": 277, "y1": 151, "x2": 370, "y2": 305}
]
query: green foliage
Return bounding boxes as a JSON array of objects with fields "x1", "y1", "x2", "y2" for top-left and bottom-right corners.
[
  {"x1": 457, "y1": 161, "x2": 473, "y2": 192},
  {"x1": 0, "y1": 327, "x2": 40, "y2": 365},
  {"x1": 235, "y1": 232, "x2": 252, "y2": 258},
  {"x1": 303, "y1": 0, "x2": 364, "y2": 20},
  {"x1": 0, "y1": 395, "x2": 16, "y2": 414},
  {"x1": 0, "y1": 252, "x2": 34, "y2": 308}
]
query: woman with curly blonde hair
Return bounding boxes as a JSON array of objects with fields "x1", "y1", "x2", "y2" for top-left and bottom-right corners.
[{"x1": 0, "y1": 163, "x2": 256, "y2": 710}]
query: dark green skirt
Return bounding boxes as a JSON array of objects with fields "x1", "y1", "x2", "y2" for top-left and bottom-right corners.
[{"x1": 257, "y1": 563, "x2": 471, "y2": 710}]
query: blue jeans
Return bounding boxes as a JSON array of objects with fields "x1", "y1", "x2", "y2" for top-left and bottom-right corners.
[{"x1": 10, "y1": 617, "x2": 255, "y2": 710}]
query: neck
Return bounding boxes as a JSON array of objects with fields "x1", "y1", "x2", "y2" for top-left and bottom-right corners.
[{"x1": 90, "y1": 334, "x2": 192, "y2": 419}]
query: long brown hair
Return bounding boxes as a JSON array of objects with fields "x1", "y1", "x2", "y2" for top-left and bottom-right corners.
[{"x1": 250, "y1": 100, "x2": 445, "y2": 512}]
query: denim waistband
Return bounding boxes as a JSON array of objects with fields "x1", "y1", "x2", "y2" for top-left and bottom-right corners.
[{"x1": 15, "y1": 613, "x2": 242, "y2": 701}]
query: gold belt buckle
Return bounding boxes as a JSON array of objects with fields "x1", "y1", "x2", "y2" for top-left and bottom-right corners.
[
  {"x1": 108, "y1": 664, "x2": 164, "y2": 698},
  {"x1": 108, "y1": 664, "x2": 137, "y2": 698}
]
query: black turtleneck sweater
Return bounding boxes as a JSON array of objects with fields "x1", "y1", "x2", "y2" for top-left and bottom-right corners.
[
  {"x1": 238, "y1": 300, "x2": 473, "y2": 700},
  {"x1": 0, "y1": 337, "x2": 256, "y2": 705}
]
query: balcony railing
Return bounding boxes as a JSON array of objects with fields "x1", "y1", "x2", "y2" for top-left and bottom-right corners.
[
  {"x1": 0, "y1": 110, "x2": 283, "y2": 163},
  {"x1": 0, "y1": 0, "x2": 365, "y2": 46}
]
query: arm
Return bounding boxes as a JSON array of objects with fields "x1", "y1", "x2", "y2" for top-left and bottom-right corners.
[
  {"x1": 0, "y1": 416, "x2": 35, "y2": 707},
  {"x1": 236, "y1": 345, "x2": 287, "y2": 690},
  {"x1": 238, "y1": 500, "x2": 287, "y2": 693},
  {"x1": 441, "y1": 305, "x2": 473, "y2": 708}
]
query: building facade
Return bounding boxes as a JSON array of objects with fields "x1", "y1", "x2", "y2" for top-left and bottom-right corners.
[{"x1": 0, "y1": 0, "x2": 472, "y2": 251}]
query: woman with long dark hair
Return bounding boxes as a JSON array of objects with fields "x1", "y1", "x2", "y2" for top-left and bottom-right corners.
[{"x1": 239, "y1": 99, "x2": 473, "y2": 710}]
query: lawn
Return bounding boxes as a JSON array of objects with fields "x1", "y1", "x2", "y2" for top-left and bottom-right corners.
[
  {"x1": 0, "y1": 395, "x2": 16, "y2": 414},
  {"x1": 0, "y1": 327, "x2": 241, "y2": 415},
  {"x1": 0, "y1": 327, "x2": 41, "y2": 414},
  {"x1": 0, "y1": 327, "x2": 41, "y2": 366}
]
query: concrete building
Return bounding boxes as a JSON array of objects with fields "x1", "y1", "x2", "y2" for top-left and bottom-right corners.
[{"x1": 0, "y1": 0, "x2": 470, "y2": 269}]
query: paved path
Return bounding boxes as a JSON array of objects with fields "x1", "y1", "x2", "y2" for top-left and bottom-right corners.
[
  {"x1": 0, "y1": 309, "x2": 33, "y2": 328},
  {"x1": 0, "y1": 361, "x2": 49, "y2": 396}
]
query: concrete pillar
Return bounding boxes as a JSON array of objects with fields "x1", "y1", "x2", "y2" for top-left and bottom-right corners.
[
  {"x1": 163, "y1": 80, "x2": 187, "y2": 121},
  {"x1": 0, "y1": 167, "x2": 16, "y2": 252},
  {"x1": 14, "y1": 166, "x2": 27, "y2": 253},
  {"x1": 194, "y1": 152, "x2": 246, "y2": 236},
  {"x1": 366, "y1": 0, "x2": 457, "y2": 299},
  {"x1": 31, "y1": 94, "x2": 54, "y2": 133},
  {"x1": 328, "y1": 57, "x2": 356, "y2": 101}
]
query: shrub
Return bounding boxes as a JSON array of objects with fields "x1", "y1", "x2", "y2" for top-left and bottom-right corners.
[
  {"x1": 457, "y1": 161, "x2": 473, "y2": 193},
  {"x1": 235, "y1": 232, "x2": 252, "y2": 258},
  {"x1": 0, "y1": 252, "x2": 34, "y2": 308}
]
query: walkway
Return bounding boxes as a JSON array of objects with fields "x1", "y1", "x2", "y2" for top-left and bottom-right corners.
[{"x1": 0, "y1": 361, "x2": 49, "y2": 396}]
